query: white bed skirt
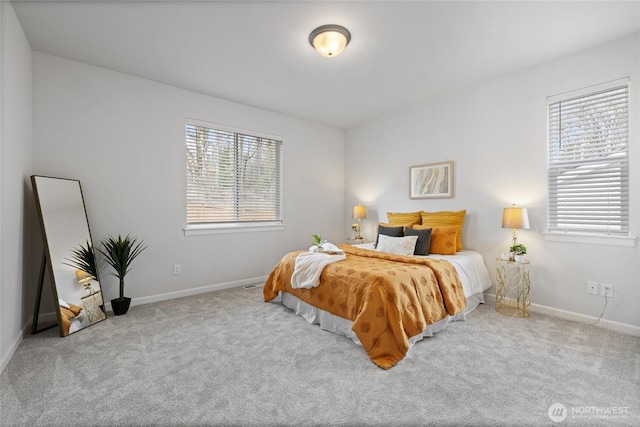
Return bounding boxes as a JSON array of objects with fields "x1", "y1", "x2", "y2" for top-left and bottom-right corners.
[{"x1": 274, "y1": 291, "x2": 485, "y2": 348}]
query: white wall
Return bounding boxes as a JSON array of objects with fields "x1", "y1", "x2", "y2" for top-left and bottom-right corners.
[
  {"x1": 1, "y1": 1, "x2": 34, "y2": 371},
  {"x1": 5, "y1": 16, "x2": 637, "y2": 376},
  {"x1": 345, "y1": 34, "x2": 640, "y2": 331},
  {"x1": 32, "y1": 53, "x2": 345, "y2": 307}
]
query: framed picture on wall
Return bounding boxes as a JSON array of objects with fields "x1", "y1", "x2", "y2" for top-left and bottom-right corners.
[{"x1": 409, "y1": 161, "x2": 454, "y2": 199}]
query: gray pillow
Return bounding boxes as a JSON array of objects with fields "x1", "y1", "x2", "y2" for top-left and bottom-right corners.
[
  {"x1": 375, "y1": 225, "x2": 405, "y2": 248},
  {"x1": 405, "y1": 227, "x2": 432, "y2": 255}
]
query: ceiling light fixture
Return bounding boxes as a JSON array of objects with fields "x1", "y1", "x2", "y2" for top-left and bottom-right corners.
[{"x1": 309, "y1": 24, "x2": 351, "y2": 57}]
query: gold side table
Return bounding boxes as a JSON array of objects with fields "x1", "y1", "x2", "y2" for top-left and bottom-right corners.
[
  {"x1": 495, "y1": 258, "x2": 530, "y2": 318},
  {"x1": 81, "y1": 290, "x2": 106, "y2": 323}
]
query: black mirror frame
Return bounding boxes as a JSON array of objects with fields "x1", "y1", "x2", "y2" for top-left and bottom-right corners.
[{"x1": 31, "y1": 175, "x2": 107, "y2": 336}]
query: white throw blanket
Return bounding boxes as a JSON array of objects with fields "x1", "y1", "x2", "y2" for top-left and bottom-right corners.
[{"x1": 291, "y1": 243, "x2": 346, "y2": 289}]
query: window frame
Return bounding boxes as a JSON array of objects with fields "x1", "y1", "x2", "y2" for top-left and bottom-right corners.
[
  {"x1": 545, "y1": 78, "x2": 636, "y2": 247},
  {"x1": 184, "y1": 118, "x2": 284, "y2": 236}
]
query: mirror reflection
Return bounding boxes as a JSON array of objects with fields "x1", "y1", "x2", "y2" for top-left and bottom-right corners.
[{"x1": 32, "y1": 176, "x2": 106, "y2": 336}]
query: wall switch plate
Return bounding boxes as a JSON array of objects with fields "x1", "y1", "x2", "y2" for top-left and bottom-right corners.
[
  {"x1": 601, "y1": 283, "x2": 614, "y2": 298},
  {"x1": 173, "y1": 264, "x2": 181, "y2": 275},
  {"x1": 587, "y1": 281, "x2": 599, "y2": 295}
]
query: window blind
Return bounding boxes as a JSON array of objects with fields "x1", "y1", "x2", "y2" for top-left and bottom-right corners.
[
  {"x1": 547, "y1": 80, "x2": 629, "y2": 235},
  {"x1": 186, "y1": 121, "x2": 283, "y2": 225}
]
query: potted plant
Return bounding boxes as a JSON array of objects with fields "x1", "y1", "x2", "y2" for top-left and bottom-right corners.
[
  {"x1": 63, "y1": 240, "x2": 99, "y2": 293},
  {"x1": 63, "y1": 240, "x2": 98, "y2": 279},
  {"x1": 311, "y1": 234, "x2": 327, "y2": 252},
  {"x1": 98, "y1": 234, "x2": 147, "y2": 315},
  {"x1": 509, "y1": 243, "x2": 527, "y2": 262}
]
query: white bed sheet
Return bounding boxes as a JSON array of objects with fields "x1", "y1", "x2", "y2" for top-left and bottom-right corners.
[
  {"x1": 355, "y1": 243, "x2": 492, "y2": 297},
  {"x1": 274, "y1": 246, "x2": 492, "y2": 349}
]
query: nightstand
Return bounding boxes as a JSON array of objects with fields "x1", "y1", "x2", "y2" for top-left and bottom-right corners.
[
  {"x1": 81, "y1": 289, "x2": 106, "y2": 323},
  {"x1": 347, "y1": 237, "x2": 365, "y2": 245},
  {"x1": 495, "y1": 258, "x2": 530, "y2": 318}
]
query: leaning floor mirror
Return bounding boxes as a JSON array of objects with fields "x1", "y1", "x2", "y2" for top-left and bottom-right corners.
[{"x1": 31, "y1": 175, "x2": 107, "y2": 336}]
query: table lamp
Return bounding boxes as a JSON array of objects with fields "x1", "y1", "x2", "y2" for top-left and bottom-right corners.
[
  {"x1": 502, "y1": 204, "x2": 530, "y2": 248},
  {"x1": 352, "y1": 204, "x2": 366, "y2": 239}
]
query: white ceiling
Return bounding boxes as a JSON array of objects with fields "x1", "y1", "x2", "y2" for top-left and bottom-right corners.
[{"x1": 12, "y1": 1, "x2": 640, "y2": 130}]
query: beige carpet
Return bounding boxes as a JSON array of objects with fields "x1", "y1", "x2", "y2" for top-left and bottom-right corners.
[{"x1": 1, "y1": 286, "x2": 639, "y2": 426}]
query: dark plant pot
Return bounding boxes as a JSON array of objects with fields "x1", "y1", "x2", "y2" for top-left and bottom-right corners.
[{"x1": 111, "y1": 297, "x2": 131, "y2": 316}]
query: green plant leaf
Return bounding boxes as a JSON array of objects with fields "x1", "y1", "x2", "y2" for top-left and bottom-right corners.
[
  {"x1": 509, "y1": 243, "x2": 527, "y2": 255},
  {"x1": 62, "y1": 240, "x2": 98, "y2": 278},
  {"x1": 98, "y1": 234, "x2": 147, "y2": 300},
  {"x1": 311, "y1": 234, "x2": 327, "y2": 247}
]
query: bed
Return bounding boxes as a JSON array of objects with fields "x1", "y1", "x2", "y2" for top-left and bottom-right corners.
[{"x1": 263, "y1": 242, "x2": 492, "y2": 369}]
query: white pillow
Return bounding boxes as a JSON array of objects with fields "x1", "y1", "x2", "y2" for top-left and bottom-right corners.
[{"x1": 376, "y1": 234, "x2": 418, "y2": 256}]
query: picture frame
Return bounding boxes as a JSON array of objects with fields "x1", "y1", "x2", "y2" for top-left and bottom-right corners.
[{"x1": 409, "y1": 161, "x2": 454, "y2": 199}]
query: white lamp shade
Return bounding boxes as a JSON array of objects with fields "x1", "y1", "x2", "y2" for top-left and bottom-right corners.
[
  {"x1": 75, "y1": 270, "x2": 94, "y2": 283},
  {"x1": 352, "y1": 204, "x2": 366, "y2": 220},
  {"x1": 502, "y1": 206, "x2": 530, "y2": 229}
]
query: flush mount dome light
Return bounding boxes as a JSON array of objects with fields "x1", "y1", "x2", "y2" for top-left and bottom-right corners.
[{"x1": 309, "y1": 24, "x2": 351, "y2": 57}]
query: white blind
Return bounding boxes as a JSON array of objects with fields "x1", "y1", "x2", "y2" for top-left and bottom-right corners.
[
  {"x1": 547, "y1": 80, "x2": 629, "y2": 235},
  {"x1": 186, "y1": 121, "x2": 283, "y2": 225}
]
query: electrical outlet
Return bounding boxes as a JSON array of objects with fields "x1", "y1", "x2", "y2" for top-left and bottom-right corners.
[
  {"x1": 601, "y1": 283, "x2": 614, "y2": 298},
  {"x1": 587, "y1": 281, "x2": 599, "y2": 295},
  {"x1": 173, "y1": 264, "x2": 181, "y2": 275}
]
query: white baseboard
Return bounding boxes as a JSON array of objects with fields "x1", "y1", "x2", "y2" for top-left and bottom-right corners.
[
  {"x1": 1, "y1": 325, "x2": 26, "y2": 374},
  {"x1": 484, "y1": 292, "x2": 640, "y2": 337},
  {"x1": 104, "y1": 276, "x2": 267, "y2": 313}
]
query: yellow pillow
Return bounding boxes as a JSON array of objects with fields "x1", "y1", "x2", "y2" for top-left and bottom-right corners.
[
  {"x1": 378, "y1": 221, "x2": 416, "y2": 230},
  {"x1": 414, "y1": 225, "x2": 457, "y2": 255},
  {"x1": 387, "y1": 211, "x2": 422, "y2": 226},
  {"x1": 420, "y1": 210, "x2": 466, "y2": 251}
]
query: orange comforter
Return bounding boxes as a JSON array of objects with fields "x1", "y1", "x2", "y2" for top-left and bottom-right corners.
[{"x1": 263, "y1": 245, "x2": 466, "y2": 369}]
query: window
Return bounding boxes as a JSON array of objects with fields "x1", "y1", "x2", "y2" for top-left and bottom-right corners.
[
  {"x1": 547, "y1": 78, "x2": 629, "y2": 237},
  {"x1": 185, "y1": 119, "x2": 283, "y2": 229}
]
